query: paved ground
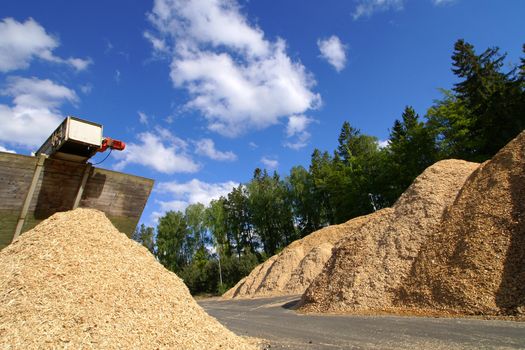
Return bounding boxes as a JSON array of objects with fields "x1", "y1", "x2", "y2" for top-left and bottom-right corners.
[{"x1": 198, "y1": 295, "x2": 525, "y2": 350}]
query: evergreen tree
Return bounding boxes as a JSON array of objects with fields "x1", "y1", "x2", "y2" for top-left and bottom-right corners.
[
  {"x1": 389, "y1": 106, "x2": 438, "y2": 196},
  {"x1": 309, "y1": 149, "x2": 335, "y2": 225},
  {"x1": 336, "y1": 121, "x2": 360, "y2": 163},
  {"x1": 446, "y1": 39, "x2": 524, "y2": 160}
]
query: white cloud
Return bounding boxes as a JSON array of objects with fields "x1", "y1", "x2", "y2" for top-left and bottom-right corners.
[
  {"x1": 157, "y1": 200, "x2": 188, "y2": 213},
  {"x1": 143, "y1": 31, "x2": 168, "y2": 54},
  {"x1": 248, "y1": 141, "x2": 258, "y2": 149},
  {"x1": 195, "y1": 138, "x2": 237, "y2": 161},
  {"x1": 317, "y1": 36, "x2": 347, "y2": 72},
  {"x1": 113, "y1": 129, "x2": 199, "y2": 174},
  {"x1": 147, "y1": 0, "x2": 269, "y2": 56},
  {"x1": 0, "y1": 17, "x2": 91, "y2": 72},
  {"x1": 156, "y1": 178, "x2": 238, "y2": 212},
  {"x1": 0, "y1": 145, "x2": 16, "y2": 153},
  {"x1": 284, "y1": 114, "x2": 313, "y2": 150},
  {"x1": 432, "y1": 0, "x2": 455, "y2": 5},
  {"x1": 65, "y1": 57, "x2": 92, "y2": 71},
  {"x1": 146, "y1": 0, "x2": 320, "y2": 137},
  {"x1": 0, "y1": 76, "x2": 78, "y2": 148},
  {"x1": 261, "y1": 156, "x2": 278, "y2": 170},
  {"x1": 286, "y1": 114, "x2": 312, "y2": 137},
  {"x1": 138, "y1": 111, "x2": 149, "y2": 125},
  {"x1": 377, "y1": 139, "x2": 390, "y2": 148},
  {"x1": 80, "y1": 84, "x2": 92, "y2": 94},
  {"x1": 352, "y1": 0, "x2": 405, "y2": 20}
]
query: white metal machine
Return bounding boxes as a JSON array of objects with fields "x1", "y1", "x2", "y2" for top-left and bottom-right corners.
[{"x1": 36, "y1": 116, "x2": 125, "y2": 163}]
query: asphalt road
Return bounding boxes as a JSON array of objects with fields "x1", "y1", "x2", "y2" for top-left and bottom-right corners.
[{"x1": 198, "y1": 295, "x2": 525, "y2": 350}]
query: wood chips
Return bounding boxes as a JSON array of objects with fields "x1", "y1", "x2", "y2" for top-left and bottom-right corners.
[
  {"x1": 299, "y1": 159, "x2": 479, "y2": 313},
  {"x1": 397, "y1": 130, "x2": 525, "y2": 316},
  {"x1": 223, "y1": 213, "x2": 375, "y2": 299},
  {"x1": 0, "y1": 209, "x2": 255, "y2": 349}
]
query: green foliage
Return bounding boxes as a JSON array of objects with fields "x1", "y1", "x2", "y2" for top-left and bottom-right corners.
[
  {"x1": 205, "y1": 198, "x2": 231, "y2": 256},
  {"x1": 155, "y1": 211, "x2": 189, "y2": 273},
  {"x1": 428, "y1": 39, "x2": 525, "y2": 161},
  {"x1": 185, "y1": 203, "x2": 208, "y2": 250},
  {"x1": 248, "y1": 168, "x2": 296, "y2": 255},
  {"x1": 426, "y1": 90, "x2": 474, "y2": 159},
  {"x1": 388, "y1": 106, "x2": 438, "y2": 197},
  {"x1": 132, "y1": 223, "x2": 155, "y2": 254},
  {"x1": 224, "y1": 185, "x2": 255, "y2": 257},
  {"x1": 286, "y1": 166, "x2": 322, "y2": 237}
]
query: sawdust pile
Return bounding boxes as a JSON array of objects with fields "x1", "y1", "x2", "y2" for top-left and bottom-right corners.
[
  {"x1": 300, "y1": 159, "x2": 479, "y2": 313},
  {"x1": 285, "y1": 243, "x2": 334, "y2": 295},
  {"x1": 254, "y1": 246, "x2": 305, "y2": 296},
  {"x1": 0, "y1": 209, "x2": 254, "y2": 349},
  {"x1": 397, "y1": 131, "x2": 525, "y2": 316},
  {"x1": 223, "y1": 214, "x2": 374, "y2": 299},
  {"x1": 225, "y1": 255, "x2": 278, "y2": 298}
]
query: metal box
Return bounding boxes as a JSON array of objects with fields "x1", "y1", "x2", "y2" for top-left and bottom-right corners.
[{"x1": 36, "y1": 116, "x2": 103, "y2": 162}]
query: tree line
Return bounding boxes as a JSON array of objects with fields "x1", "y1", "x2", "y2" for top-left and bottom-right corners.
[{"x1": 133, "y1": 40, "x2": 525, "y2": 295}]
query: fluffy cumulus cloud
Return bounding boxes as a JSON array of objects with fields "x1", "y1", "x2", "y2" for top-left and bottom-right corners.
[
  {"x1": 145, "y1": 0, "x2": 320, "y2": 137},
  {"x1": 0, "y1": 17, "x2": 91, "y2": 72},
  {"x1": 113, "y1": 128, "x2": 199, "y2": 174},
  {"x1": 352, "y1": 0, "x2": 405, "y2": 20},
  {"x1": 261, "y1": 156, "x2": 278, "y2": 169},
  {"x1": 317, "y1": 36, "x2": 347, "y2": 72},
  {"x1": 195, "y1": 138, "x2": 237, "y2": 161},
  {"x1": 284, "y1": 114, "x2": 314, "y2": 150},
  {"x1": 156, "y1": 178, "x2": 238, "y2": 212},
  {"x1": 0, "y1": 76, "x2": 78, "y2": 148}
]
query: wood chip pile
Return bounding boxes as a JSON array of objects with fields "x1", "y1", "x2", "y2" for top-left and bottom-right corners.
[
  {"x1": 397, "y1": 131, "x2": 525, "y2": 316},
  {"x1": 299, "y1": 159, "x2": 479, "y2": 313},
  {"x1": 0, "y1": 209, "x2": 255, "y2": 349},
  {"x1": 223, "y1": 213, "x2": 375, "y2": 299},
  {"x1": 284, "y1": 243, "x2": 334, "y2": 295}
]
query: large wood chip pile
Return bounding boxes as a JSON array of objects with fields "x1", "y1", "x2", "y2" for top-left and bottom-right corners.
[
  {"x1": 298, "y1": 159, "x2": 479, "y2": 313},
  {"x1": 223, "y1": 213, "x2": 374, "y2": 299},
  {"x1": 0, "y1": 209, "x2": 255, "y2": 349},
  {"x1": 397, "y1": 131, "x2": 525, "y2": 316}
]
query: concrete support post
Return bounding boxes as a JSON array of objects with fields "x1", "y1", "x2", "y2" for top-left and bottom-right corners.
[
  {"x1": 13, "y1": 154, "x2": 47, "y2": 241},
  {"x1": 73, "y1": 163, "x2": 92, "y2": 209}
]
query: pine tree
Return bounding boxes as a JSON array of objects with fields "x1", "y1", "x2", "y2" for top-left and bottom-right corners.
[{"x1": 389, "y1": 106, "x2": 438, "y2": 196}]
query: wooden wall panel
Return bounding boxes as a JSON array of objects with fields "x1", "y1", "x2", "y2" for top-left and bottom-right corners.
[{"x1": 0, "y1": 152, "x2": 154, "y2": 250}]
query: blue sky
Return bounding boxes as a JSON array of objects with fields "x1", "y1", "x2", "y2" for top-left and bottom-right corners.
[{"x1": 1, "y1": 0, "x2": 524, "y2": 225}]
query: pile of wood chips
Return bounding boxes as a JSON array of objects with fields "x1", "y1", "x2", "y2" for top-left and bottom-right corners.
[
  {"x1": 398, "y1": 131, "x2": 525, "y2": 316},
  {"x1": 300, "y1": 159, "x2": 479, "y2": 313},
  {"x1": 284, "y1": 243, "x2": 334, "y2": 295},
  {"x1": 0, "y1": 209, "x2": 255, "y2": 349},
  {"x1": 223, "y1": 213, "x2": 374, "y2": 299}
]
